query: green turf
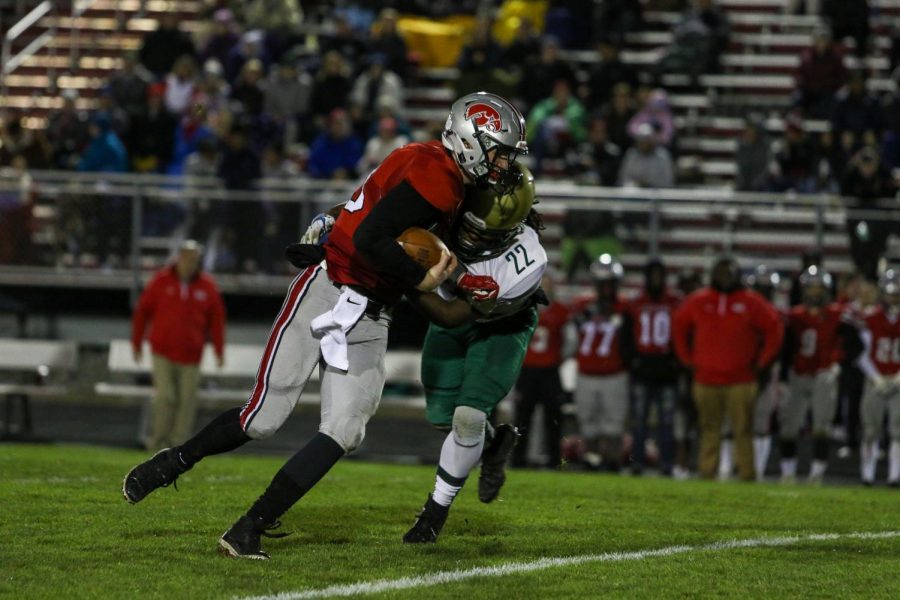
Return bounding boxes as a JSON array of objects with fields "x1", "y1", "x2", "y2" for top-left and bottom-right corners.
[{"x1": 3, "y1": 444, "x2": 899, "y2": 599}]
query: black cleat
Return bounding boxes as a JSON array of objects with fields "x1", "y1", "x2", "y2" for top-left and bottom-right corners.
[
  {"x1": 122, "y1": 448, "x2": 189, "y2": 504},
  {"x1": 218, "y1": 516, "x2": 289, "y2": 560},
  {"x1": 478, "y1": 424, "x2": 520, "y2": 503},
  {"x1": 403, "y1": 495, "x2": 449, "y2": 544}
]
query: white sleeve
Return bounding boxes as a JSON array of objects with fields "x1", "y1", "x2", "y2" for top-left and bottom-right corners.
[{"x1": 855, "y1": 329, "x2": 881, "y2": 381}]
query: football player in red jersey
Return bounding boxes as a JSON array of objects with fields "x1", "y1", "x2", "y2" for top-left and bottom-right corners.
[
  {"x1": 512, "y1": 273, "x2": 576, "y2": 469},
  {"x1": 857, "y1": 269, "x2": 900, "y2": 486},
  {"x1": 625, "y1": 258, "x2": 681, "y2": 475},
  {"x1": 121, "y1": 92, "x2": 528, "y2": 559},
  {"x1": 777, "y1": 266, "x2": 862, "y2": 484},
  {"x1": 573, "y1": 254, "x2": 634, "y2": 471}
]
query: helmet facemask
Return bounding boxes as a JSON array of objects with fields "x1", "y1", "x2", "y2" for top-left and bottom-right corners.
[{"x1": 453, "y1": 213, "x2": 522, "y2": 262}]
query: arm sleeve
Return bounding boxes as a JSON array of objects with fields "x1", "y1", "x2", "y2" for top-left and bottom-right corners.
[
  {"x1": 209, "y1": 285, "x2": 226, "y2": 358},
  {"x1": 672, "y1": 301, "x2": 694, "y2": 367},
  {"x1": 856, "y1": 329, "x2": 881, "y2": 381},
  {"x1": 352, "y1": 180, "x2": 440, "y2": 287}
]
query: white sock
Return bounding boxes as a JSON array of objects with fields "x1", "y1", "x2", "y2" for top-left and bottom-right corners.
[
  {"x1": 889, "y1": 441, "x2": 900, "y2": 484},
  {"x1": 861, "y1": 441, "x2": 879, "y2": 483},
  {"x1": 754, "y1": 436, "x2": 771, "y2": 477},
  {"x1": 719, "y1": 440, "x2": 734, "y2": 477},
  {"x1": 810, "y1": 459, "x2": 827, "y2": 479},
  {"x1": 432, "y1": 430, "x2": 484, "y2": 507},
  {"x1": 780, "y1": 458, "x2": 797, "y2": 478}
]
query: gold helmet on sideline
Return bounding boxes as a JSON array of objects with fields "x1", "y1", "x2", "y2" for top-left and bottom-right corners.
[{"x1": 453, "y1": 162, "x2": 535, "y2": 262}]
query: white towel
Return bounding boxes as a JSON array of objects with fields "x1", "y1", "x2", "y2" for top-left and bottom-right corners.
[{"x1": 310, "y1": 286, "x2": 368, "y2": 371}]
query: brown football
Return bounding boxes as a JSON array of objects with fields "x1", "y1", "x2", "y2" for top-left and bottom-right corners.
[{"x1": 396, "y1": 227, "x2": 448, "y2": 269}]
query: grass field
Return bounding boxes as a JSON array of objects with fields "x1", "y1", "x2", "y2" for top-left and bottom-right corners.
[{"x1": 3, "y1": 444, "x2": 900, "y2": 599}]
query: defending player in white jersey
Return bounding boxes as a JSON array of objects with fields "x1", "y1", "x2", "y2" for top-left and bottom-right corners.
[{"x1": 404, "y1": 163, "x2": 547, "y2": 543}]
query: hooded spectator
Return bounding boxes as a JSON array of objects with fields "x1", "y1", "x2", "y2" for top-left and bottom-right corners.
[
  {"x1": 627, "y1": 89, "x2": 675, "y2": 148},
  {"x1": 77, "y1": 114, "x2": 128, "y2": 173}
]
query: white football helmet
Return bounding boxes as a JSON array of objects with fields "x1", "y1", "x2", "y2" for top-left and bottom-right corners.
[{"x1": 442, "y1": 91, "x2": 528, "y2": 193}]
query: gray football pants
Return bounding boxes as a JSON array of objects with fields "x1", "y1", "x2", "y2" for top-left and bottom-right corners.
[
  {"x1": 237, "y1": 264, "x2": 390, "y2": 452},
  {"x1": 778, "y1": 372, "x2": 835, "y2": 439}
]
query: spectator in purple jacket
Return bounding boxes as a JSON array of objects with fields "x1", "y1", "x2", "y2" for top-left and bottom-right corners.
[
  {"x1": 627, "y1": 88, "x2": 675, "y2": 149},
  {"x1": 307, "y1": 109, "x2": 363, "y2": 180}
]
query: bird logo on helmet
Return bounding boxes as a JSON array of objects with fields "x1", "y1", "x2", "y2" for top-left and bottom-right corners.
[
  {"x1": 452, "y1": 163, "x2": 535, "y2": 262},
  {"x1": 443, "y1": 91, "x2": 528, "y2": 194},
  {"x1": 464, "y1": 103, "x2": 503, "y2": 133}
]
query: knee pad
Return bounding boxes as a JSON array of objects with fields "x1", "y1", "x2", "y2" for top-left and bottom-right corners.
[
  {"x1": 320, "y1": 415, "x2": 367, "y2": 453},
  {"x1": 245, "y1": 419, "x2": 279, "y2": 441},
  {"x1": 452, "y1": 406, "x2": 487, "y2": 447}
]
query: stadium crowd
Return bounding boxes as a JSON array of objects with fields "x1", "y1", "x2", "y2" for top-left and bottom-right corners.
[{"x1": 515, "y1": 253, "x2": 899, "y2": 486}]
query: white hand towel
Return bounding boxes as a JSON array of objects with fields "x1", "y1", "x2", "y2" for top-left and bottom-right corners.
[{"x1": 310, "y1": 286, "x2": 368, "y2": 371}]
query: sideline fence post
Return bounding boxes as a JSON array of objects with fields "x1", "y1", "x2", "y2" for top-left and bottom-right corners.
[{"x1": 130, "y1": 184, "x2": 143, "y2": 308}]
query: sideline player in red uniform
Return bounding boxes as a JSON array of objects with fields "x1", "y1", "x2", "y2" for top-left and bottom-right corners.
[
  {"x1": 626, "y1": 258, "x2": 681, "y2": 475},
  {"x1": 573, "y1": 254, "x2": 634, "y2": 471},
  {"x1": 857, "y1": 270, "x2": 900, "y2": 486},
  {"x1": 777, "y1": 266, "x2": 862, "y2": 484},
  {"x1": 121, "y1": 92, "x2": 528, "y2": 559},
  {"x1": 512, "y1": 273, "x2": 575, "y2": 469}
]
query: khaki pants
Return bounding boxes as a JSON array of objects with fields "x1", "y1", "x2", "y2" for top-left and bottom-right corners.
[
  {"x1": 148, "y1": 354, "x2": 201, "y2": 451},
  {"x1": 694, "y1": 382, "x2": 757, "y2": 481}
]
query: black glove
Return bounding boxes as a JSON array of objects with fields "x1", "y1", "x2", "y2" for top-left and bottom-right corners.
[{"x1": 285, "y1": 243, "x2": 326, "y2": 268}]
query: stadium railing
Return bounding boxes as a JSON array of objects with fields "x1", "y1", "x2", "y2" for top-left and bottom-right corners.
[{"x1": 0, "y1": 169, "x2": 897, "y2": 300}]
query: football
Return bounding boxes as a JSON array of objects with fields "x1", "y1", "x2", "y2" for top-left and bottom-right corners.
[{"x1": 396, "y1": 227, "x2": 448, "y2": 269}]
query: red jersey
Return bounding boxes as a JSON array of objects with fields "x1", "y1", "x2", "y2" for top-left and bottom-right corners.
[
  {"x1": 131, "y1": 266, "x2": 226, "y2": 365},
  {"x1": 673, "y1": 288, "x2": 783, "y2": 386},
  {"x1": 524, "y1": 301, "x2": 570, "y2": 368},
  {"x1": 785, "y1": 304, "x2": 844, "y2": 374},
  {"x1": 627, "y1": 292, "x2": 680, "y2": 355},
  {"x1": 860, "y1": 307, "x2": 900, "y2": 376},
  {"x1": 324, "y1": 141, "x2": 464, "y2": 304},
  {"x1": 575, "y1": 303, "x2": 628, "y2": 376}
]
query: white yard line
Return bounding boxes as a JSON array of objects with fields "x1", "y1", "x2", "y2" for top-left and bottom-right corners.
[{"x1": 237, "y1": 530, "x2": 900, "y2": 600}]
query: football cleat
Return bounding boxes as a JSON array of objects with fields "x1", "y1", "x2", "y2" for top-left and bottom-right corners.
[
  {"x1": 218, "y1": 516, "x2": 289, "y2": 560},
  {"x1": 122, "y1": 448, "x2": 189, "y2": 504},
  {"x1": 478, "y1": 424, "x2": 521, "y2": 503},
  {"x1": 403, "y1": 495, "x2": 449, "y2": 544}
]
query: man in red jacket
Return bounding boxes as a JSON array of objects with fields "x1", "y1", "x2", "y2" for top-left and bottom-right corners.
[
  {"x1": 673, "y1": 256, "x2": 783, "y2": 481},
  {"x1": 132, "y1": 240, "x2": 226, "y2": 451}
]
